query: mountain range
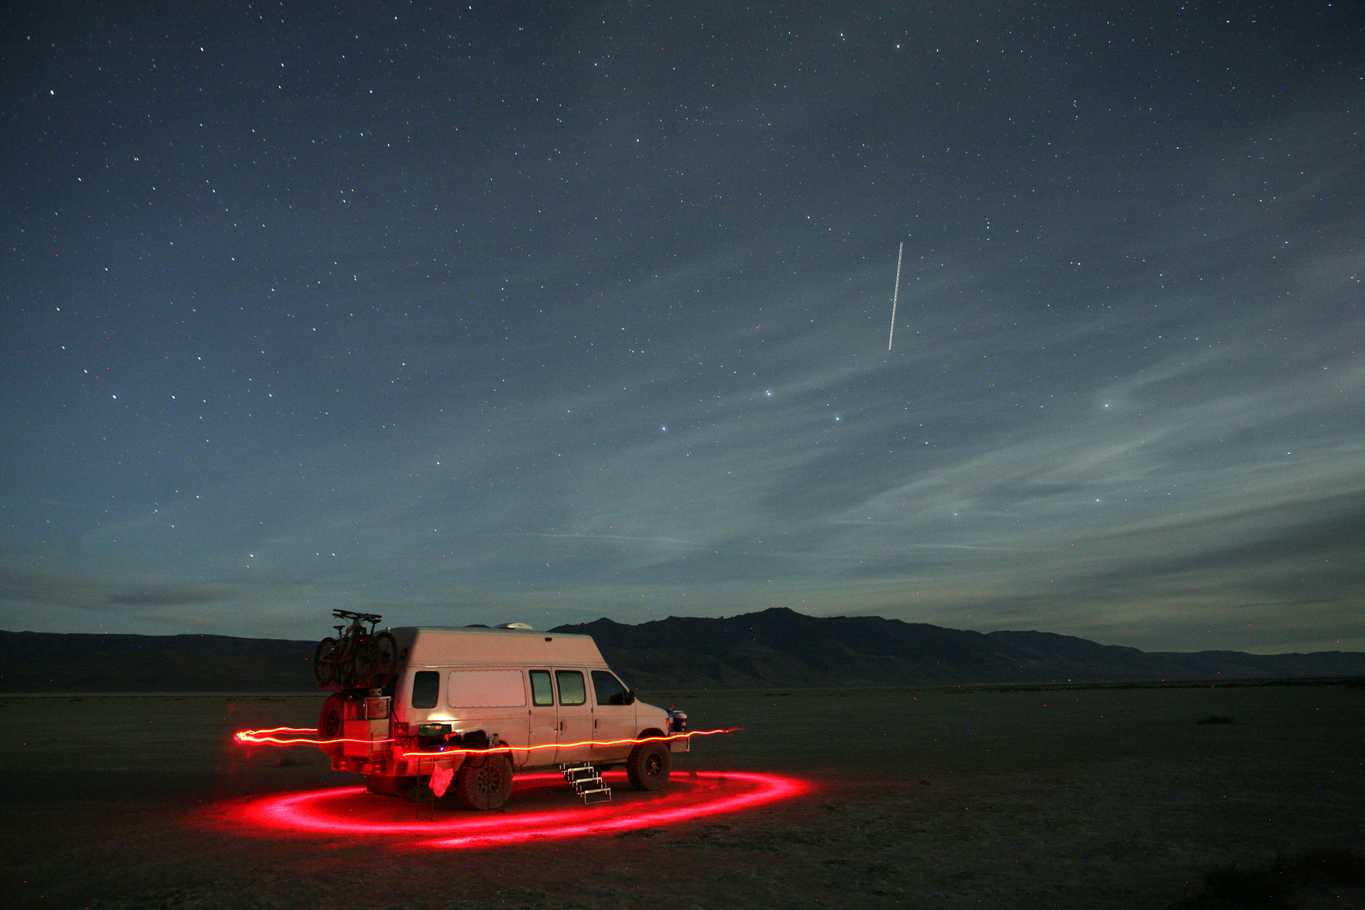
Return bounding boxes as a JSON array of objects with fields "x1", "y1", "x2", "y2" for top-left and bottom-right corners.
[{"x1": 3, "y1": 607, "x2": 1363, "y2": 692}]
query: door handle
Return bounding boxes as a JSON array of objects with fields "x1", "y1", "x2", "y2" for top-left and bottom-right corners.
[
  {"x1": 559, "y1": 719, "x2": 565, "y2": 733},
  {"x1": 593, "y1": 718, "x2": 598, "y2": 730}
]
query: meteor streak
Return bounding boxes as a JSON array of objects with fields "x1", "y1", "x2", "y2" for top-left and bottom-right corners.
[{"x1": 887, "y1": 240, "x2": 903, "y2": 351}]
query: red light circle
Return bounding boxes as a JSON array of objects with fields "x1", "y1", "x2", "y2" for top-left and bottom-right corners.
[{"x1": 216, "y1": 770, "x2": 811, "y2": 850}]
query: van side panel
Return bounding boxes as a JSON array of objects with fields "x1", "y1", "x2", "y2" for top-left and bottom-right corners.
[
  {"x1": 447, "y1": 669, "x2": 526, "y2": 707},
  {"x1": 391, "y1": 667, "x2": 528, "y2": 750},
  {"x1": 396, "y1": 627, "x2": 608, "y2": 669}
]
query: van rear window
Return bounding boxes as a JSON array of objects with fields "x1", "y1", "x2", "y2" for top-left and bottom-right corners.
[
  {"x1": 447, "y1": 669, "x2": 526, "y2": 708},
  {"x1": 411, "y1": 671, "x2": 439, "y2": 709}
]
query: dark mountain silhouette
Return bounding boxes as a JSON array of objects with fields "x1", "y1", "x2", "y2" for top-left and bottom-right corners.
[
  {"x1": 551, "y1": 607, "x2": 1365, "y2": 688},
  {"x1": 0, "y1": 631, "x2": 316, "y2": 692},
  {"x1": 2, "y1": 607, "x2": 1362, "y2": 692}
]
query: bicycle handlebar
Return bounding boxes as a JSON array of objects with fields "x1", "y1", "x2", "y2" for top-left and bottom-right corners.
[{"x1": 331, "y1": 609, "x2": 384, "y2": 624}]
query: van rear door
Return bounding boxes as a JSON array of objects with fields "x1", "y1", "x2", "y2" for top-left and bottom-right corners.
[{"x1": 553, "y1": 669, "x2": 592, "y2": 764}]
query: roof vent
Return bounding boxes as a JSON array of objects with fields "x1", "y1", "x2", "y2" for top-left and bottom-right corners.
[{"x1": 497, "y1": 622, "x2": 534, "y2": 631}]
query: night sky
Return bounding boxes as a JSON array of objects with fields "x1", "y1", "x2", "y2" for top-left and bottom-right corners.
[{"x1": 3, "y1": 3, "x2": 1362, "y2": 652}]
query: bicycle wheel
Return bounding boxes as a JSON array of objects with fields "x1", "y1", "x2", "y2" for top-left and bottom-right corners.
[
  {"x1": 333, "y1": 636, "x2": 359, "y2": 688},
  {"x1": 352, "y1": 634, "x2": 377, "y2": 683},
  {"x1": 369, "y1": 631, "x2": 399, "y2": 680},
  {"x1": 312, "y1": 637, "x2": 339, "y2": 687}
]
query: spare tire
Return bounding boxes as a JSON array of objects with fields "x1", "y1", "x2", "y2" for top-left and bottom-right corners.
[{"x1": 317, "y1": 693, "x2": 345, "y2": 759}]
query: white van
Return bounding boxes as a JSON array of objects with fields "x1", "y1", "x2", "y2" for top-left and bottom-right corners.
[{"x1": 317, "y1": 625, "x2": 687, "y2": 809}]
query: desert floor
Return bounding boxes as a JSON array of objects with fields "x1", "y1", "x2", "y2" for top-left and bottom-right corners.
[{"x1": 3, "y1": 683, "x2": 1362, "y2": 908}]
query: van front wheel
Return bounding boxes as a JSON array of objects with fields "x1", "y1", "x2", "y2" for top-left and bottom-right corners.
[
  {"x1": 626, "y1": 741, "x2": 671, "y2": 790},
  {"x1": 451, "y1": 756, "x2": 514, "y2": 810}
]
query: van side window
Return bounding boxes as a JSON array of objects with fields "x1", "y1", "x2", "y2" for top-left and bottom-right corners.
[
  {"x1": 529, "y1": 670, "x2": 554, "y2": 706},
  {"x1": 591, "y1": 670, "x2": 630, "y2": 706},
  {"x1": 411, "y1": 671, "x2": 439, "y2": 709},
  {"x1": 555, "y1": 670, "x2": 586, "y2": 706}
]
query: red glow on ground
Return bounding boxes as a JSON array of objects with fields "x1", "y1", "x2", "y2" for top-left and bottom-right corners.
[{"x1": 215, "y1": 770, "x2": 810, "y2": 850}]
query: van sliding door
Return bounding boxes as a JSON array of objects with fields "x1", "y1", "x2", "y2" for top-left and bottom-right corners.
[{"x1": 553, "y1": 670, "x2": 592, "y2": 765}]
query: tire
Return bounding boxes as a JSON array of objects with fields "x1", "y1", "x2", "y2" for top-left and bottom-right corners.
[
  {"x1": 450, "y1": 756, "x2": 514, "y2": 810},
  {"x1": 352, "y1": 636, "x2": 376, "y2": 682},
  {"x1": 369, "y1": 631, "x2": 400, "y2": 681},
  {"x1": 312, "y1": 637, "x2": 339, "y2": 687},
  {"x1": 626, "y1": 740, "x2": 671, "y2": 790},
  {"x1": 317, "y1": 693, "x2": 346, "y2": 759},
  {"x1": 332, "y1": 637, "x2": 358, "y2": 688}
]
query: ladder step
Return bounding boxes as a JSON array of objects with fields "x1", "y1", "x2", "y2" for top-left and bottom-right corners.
[
  {"x1": 559, "y1": 763, "x2": 595, "y2": 777},
  {"x1": 558, "y1": 761, "x2": 612, "y2": 804},
  {"x1": 579, "y1": 787, "x2": 612, "y2": 804}
]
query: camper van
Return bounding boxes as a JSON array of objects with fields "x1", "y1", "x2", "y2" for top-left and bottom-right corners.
[{"x1": 317, "y1": 625, "x2": 686, "y2": 809}]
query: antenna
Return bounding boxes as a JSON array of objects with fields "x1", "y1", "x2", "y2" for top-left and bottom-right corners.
[{"x1": 887, "y1": 241, "x2": 904, "y2": 351}]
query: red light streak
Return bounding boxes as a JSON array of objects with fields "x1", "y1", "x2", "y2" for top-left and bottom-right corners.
[
  {"x1": 232, "y1": 726, "x2": 739, "y2": 753},
  {"x1": 400, "y1": 727, "x2": 739, "y2": 757},
  {"x1": 214, "y1": 770, "x2": 811, "y2": 850},
  {"x1": 233, "y1": 730, "x2": 395, "y2": 747}
]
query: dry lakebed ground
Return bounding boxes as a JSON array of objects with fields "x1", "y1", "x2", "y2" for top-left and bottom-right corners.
[{"x1": 2, "y1": 683, "x2": 1362, "y2": 908}]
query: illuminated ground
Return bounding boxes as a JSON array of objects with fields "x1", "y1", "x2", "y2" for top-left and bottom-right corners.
[
  {"x1": 218, "y1": 770, "x2": 810, "y2": 849},
  {"x1": 4, "y1": 684, "x2": 1364, "y2": 907}
]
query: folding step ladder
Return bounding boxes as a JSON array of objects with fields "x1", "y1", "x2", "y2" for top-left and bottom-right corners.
[{"x1": 559, "y1": 761, "x2": 612, "y2": 805}]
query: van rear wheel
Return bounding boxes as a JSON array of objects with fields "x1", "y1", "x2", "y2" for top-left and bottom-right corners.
[
  {"x1": 626, "y1": 741, "x2": 671, "y2": 790},
  {"x1": 451, "y1": 756, "x2": 514, "y2": 810}
]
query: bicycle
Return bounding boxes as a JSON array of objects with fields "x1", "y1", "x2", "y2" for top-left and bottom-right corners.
[{"x1": 312, "y1": 610, "x2": 399, "y2": 689}]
